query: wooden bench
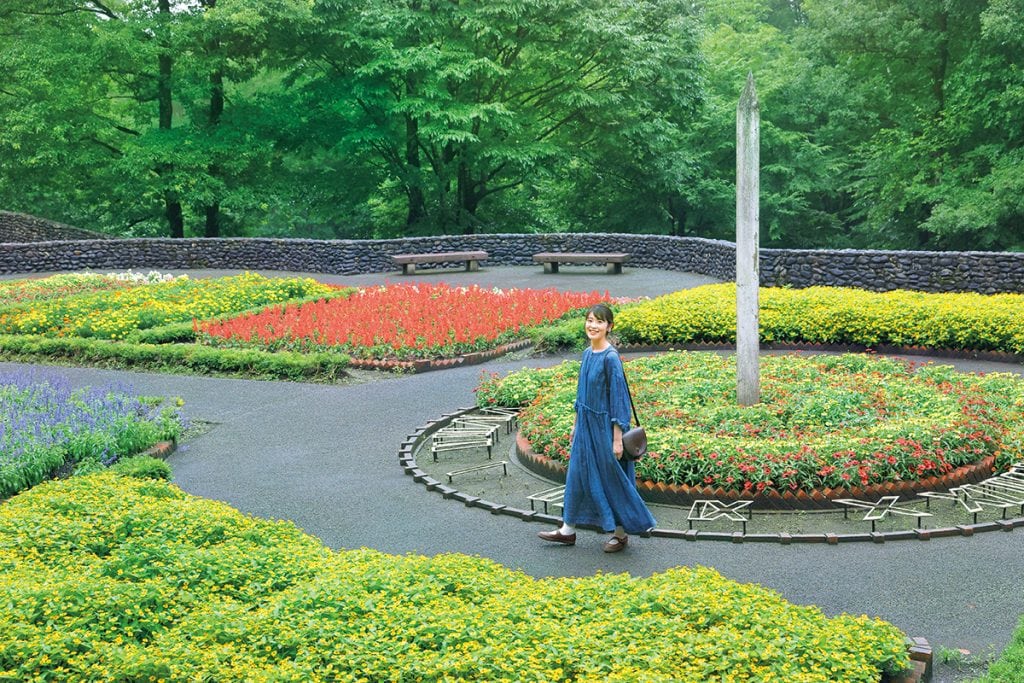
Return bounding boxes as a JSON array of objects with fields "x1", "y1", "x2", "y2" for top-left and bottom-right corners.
[
  {"x1": 392, "y1": 250, "x2": 488, "y2": 275},
  {"x1": 532, "y1": 252, "x2": 630, "y2": 274}
]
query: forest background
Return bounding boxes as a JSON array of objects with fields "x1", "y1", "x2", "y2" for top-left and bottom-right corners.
[{"x1": 1, "y1": 0, "x2": 1021, "y2": 251}]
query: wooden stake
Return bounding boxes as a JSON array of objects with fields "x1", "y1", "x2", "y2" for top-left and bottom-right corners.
[{"x1": 736, "y1": 72, "x2": 760, "y2": 406}]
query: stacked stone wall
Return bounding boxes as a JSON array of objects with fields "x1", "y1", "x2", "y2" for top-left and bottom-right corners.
[
  {"x1": 760, "y1": 248, "x2": 1024, "y2": 293},
  {"x1": 0, "y1": 232, "x2": 1022, "y2": 294},
  {"x1": 0, "y1": 211, "x2": 110, "y2": 243}
]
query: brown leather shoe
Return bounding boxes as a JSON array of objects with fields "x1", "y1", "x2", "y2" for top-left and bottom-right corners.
[
  {"x1": 603, "y1": 535, "x2": 628, "y2": 553},
  {"x1": 538, "y1": 530, "x2": 576, "y2": 545}
]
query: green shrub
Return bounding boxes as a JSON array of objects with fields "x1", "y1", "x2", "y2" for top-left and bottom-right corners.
[
  {"x1": 0, "y1": 335, "x2": 351, "y2": 381},
  {"x1": 126, "y1": 321, "x2": 198, "y2": 345},
  {"x1": 615, "y1": 284, "x2": 1024, "y2": 354},
  {"x1": 476, "y1": 363, "x2": 578, "y2": 409},
  {"x1": 528, "y1": 316, "x2": 587, "y2": 352},
  {"x1": 72, "y1": 459, "x2": 107, "y2": 476},
  {"x1": 973, "y1": 614, "x2": 1024, "y2": 682},
  {"x1": 109, "y1": 455, "x2": 172, "y2": 480},
  {"x1": 0, "y1": 473, "x2": 910, "y2": 682}
]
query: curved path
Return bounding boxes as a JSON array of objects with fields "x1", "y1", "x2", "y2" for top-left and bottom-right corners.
[{"x1": 3, "y1": 266, "x2": 1020, "y2": 682}]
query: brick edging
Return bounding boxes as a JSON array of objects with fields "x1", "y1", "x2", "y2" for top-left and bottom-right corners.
[
  {"x1": 882, "y1": 637, "x2": 933, "y2": 683},
  {"x1": 347, "y1": 339, "x2": 532, "y2": 373},
  {"x1": 401, "y1": 409, "x2": 1024, "y2": 544},
  {"x1": 141, "y1": 439, "x2": 176, "y2": 459}
]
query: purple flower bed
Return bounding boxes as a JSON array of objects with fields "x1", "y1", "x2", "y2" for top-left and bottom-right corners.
[{"x1": 0, "y1": 370, "x2": 183, "y2": 498}]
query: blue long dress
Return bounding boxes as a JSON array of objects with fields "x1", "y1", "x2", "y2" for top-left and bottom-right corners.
[{"x1": 562, "y1": 346, "x2": 656, "y2": 534}]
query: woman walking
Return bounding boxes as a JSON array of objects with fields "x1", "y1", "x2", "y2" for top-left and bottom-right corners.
[{"x1": 538, "y1": 303, "x2": 656, "y2": 552}]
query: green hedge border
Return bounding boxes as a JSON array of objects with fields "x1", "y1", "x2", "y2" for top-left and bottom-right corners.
[{"x1": 0, "y1": 334, "x2": 352, "y2": 381}]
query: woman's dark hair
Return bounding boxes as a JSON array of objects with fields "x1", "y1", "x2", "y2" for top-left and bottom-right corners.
[{"x1": 586, "y1": 303, "x2": 614, "y2": 329}]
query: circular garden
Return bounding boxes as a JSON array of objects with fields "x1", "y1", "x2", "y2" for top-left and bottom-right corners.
[{"x1": 478, "y1": 352, "x2": 1024, "y2": 508}]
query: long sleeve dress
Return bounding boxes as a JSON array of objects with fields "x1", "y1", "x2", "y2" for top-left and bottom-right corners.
[{"x1": 561, "y1": 346, "x2": 656, "y2": 534}]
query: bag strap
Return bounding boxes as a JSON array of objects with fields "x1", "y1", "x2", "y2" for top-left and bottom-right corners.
[
  {"x1": 603, "y1": 349, "x2": 641, "y2": 427},
  {"x1": 621, "y1": 363, "x2": 642, "y2": 428}
]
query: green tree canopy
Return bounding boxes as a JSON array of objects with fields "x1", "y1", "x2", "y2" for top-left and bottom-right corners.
[{"x1": 0, "y1": 0, "x2": 1020, "y2": 248}]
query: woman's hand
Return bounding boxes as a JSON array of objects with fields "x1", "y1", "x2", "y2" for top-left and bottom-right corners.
[{"x1": 612, "y1": 424, "x2": 624, "y2": 459}]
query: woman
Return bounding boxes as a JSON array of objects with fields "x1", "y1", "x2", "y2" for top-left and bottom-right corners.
[{"x1": 538, "y1": 303, "x2": 656, "y2": 552}]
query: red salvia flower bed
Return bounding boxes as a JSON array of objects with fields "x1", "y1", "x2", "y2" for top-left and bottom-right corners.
[{"x1": 197, "y1": 282, "x2": 608, "y2": 360}]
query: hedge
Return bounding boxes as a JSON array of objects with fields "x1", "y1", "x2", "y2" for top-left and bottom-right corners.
[
  {"x1": 615, "y1": 284, "x2": 1024, "y2": 355},
  {"x1": 0, "y1": 334, "x2": 351, "y2": 381}
]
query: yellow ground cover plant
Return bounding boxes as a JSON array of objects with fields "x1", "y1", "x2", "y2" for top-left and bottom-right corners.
[
  {"x1": 0, "y1": 272, "x2": 335, "y2": 340},
  {"x1": 0, "y1": 473, "x2": 910, "y2": 682},
  {"x1": 615, "y1": 283, "x2": 1024, "y2": 354}
]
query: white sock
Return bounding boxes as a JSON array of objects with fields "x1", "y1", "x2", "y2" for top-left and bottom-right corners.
[
  {"x1": 559, "y1": 523, "x2": 576, "y2": 535},
  {"x1": 614, "y1": 526, "x2": 626, "y2": 538}
]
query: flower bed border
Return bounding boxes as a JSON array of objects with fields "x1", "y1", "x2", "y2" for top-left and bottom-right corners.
[
  {"x1": 509, "y1": 342, "x2": 1021, "y2": 510},
  {"x1": 346, "y1": 339, "x2": 532, "y2": 373},
  {"x1": 515, "y1": 432, "x2": 997, "y2": 510},
  {"x1": 141, "y1": 439, "x2": 176, "y2": 460}
]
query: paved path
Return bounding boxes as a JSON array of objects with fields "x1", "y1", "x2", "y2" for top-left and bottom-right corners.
[{"x1": 3, "y1": 265, "x2": 1020, "y2": 681}]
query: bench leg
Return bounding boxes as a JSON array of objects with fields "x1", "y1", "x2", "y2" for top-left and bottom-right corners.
[
  {"x1": 607, "y1": 262, "x2": 622, "y2": 274},
  {"x1": 401, "y1": 263, "x2": 416, "y2": 275},
  {"x1": 466, "y1": 260, "x2": 480, "y2": 272},
  {"x1": 543, "y1": 262, "x2": 558, "y2": 274}
]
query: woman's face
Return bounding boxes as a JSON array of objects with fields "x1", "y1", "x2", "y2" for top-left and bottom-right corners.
[{"x1": 585, "y1": 313, "x2": 611, "y2": 343}]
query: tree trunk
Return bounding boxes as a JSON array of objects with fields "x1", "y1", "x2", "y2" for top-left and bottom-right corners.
[
  {"x1": 205, "y1": 202, "x2": 220, "y2": 238},
  {"x1": 199, "y1": 0, "x2": 224, "y2": 240},
  {"x1": 667, "y1": 195, "x2": 686, "y2": 236},
  {"x1": 204, "y1": 46, "x2": 224, "y2": 238},
  {"x1": 165, "y1": 196, "x2": 184, "y2": 239},
  {"x1": 404, "y1": 116, "x2": 426, "y2": 229},
  {"x1": 158, "y1": 0, "x2": 183, "y2": 238},
  {"x1": 457, "y1": 160, "x2": 479, "y2": 235},
  {"x1": 203, "y1": 67, "x2": 224, "y2": 237}
]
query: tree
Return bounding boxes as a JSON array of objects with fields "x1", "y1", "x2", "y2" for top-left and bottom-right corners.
[
  {"x1": 295, "y1": 0, "x2": 704, "y2": 235},
  {"x1": 654, "y1": 0, "x2": 844, "y2": 246},
  {"x1": 0, "y1": 2, "x2": 128, "y2": 231},
  {"x1": 802, "y1": 0, "x2": 1023, "y2": 250},
  {"x1": 0, "y1": 0, "x2": 310, "y2": 237}
]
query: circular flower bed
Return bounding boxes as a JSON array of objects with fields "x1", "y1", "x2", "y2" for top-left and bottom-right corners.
[{"x1": 477, "y1": 352, "x2": 1024, "y2": 498}]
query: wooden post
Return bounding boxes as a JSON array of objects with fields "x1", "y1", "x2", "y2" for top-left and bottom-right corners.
[{"x1": 736, "y1": 72, "x2": 760, "y2": 406}]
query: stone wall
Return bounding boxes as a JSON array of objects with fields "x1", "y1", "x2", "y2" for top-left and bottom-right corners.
[
  {"x1": 760, "y1": 248, "x2": 1024, "y2": 294},
  {"x1": 0, "y1": 234, "x2": 737, "y2": 280},
  {"x1": 0, "y1": 232, "x2": 1022, "y2": 294},
  {"x1": 0, "y1": 211, "x2": 110, "y2": 243}
]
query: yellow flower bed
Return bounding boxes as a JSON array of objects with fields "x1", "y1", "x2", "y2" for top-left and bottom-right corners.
[
  {"x1": 616, "y1": 284, "x2": 1024, "y2": 354},
  {"x1": 0, "y1": 273, "x2": 335, "y2": 340},
  {"x1": 0, "y1": 473, "x2": 910, "y2": 682},
  {"x1": 0, "y1": 273, "x2": 137, "y2": 303}
]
